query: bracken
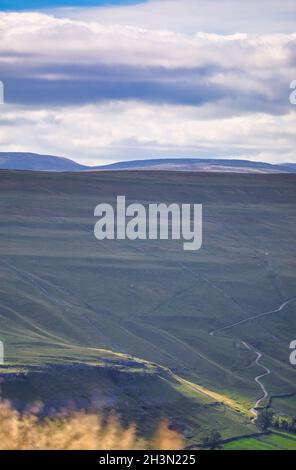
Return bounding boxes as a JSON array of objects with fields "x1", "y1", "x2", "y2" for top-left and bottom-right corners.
[{"x1": 0, "y1": 400, "x2": 184, "y2": 450}]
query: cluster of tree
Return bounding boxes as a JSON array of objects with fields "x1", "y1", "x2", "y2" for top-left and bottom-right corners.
[
  {"x1": 273, "y1": 415, "x2": 296, "y2": 433},
  {"x1": 256, "y1": 408, "x2": 296, "y2": 434},
  {"x1": 202, "y1": 409, "x2": 296, "y2": 449},
  {"x1": 202, "y1": 430, "x2": 223, "y2": 450},
  {"x1": 256, "y1": 409, "x2": 274, "y2": 431}
]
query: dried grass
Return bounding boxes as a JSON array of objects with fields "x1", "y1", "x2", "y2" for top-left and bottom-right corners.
[{"x1": 0, "y1": 401, "x2": 184, "y2": 450}]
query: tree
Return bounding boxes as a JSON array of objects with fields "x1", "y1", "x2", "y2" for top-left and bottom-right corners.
[
  {"x1": 290, "y1": 417, "x2": 296, "y2": 433},
  {"x1": 202, "y1": 430, "x2": 223, "y2": 450},
  {"x1": 256, "y1": 409, "x2": 274, "y2": 431},
  {"x1": 272, "y1": 416, "x2": 280, "y2": 429}
]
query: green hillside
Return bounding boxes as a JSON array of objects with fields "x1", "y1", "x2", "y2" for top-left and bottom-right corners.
[
  {"x1": 224, "y1": 431, "x2": 296, "y2": 450},
  {"x1": 0, "y1": 170, "x2": 295, "y2": 440}
]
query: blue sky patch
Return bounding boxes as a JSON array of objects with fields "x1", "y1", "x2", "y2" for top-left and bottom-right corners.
[{"x1": 0, "y1": 0, "x2": 145, "y2": 11}]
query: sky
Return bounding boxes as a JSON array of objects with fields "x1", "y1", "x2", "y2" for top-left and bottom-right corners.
[
  {"x1": 0, "y1": 1, "x2": 145, "y2": 9},
  {"x1": 0, "y1": 0, "x2": 295, "y2": 165}
]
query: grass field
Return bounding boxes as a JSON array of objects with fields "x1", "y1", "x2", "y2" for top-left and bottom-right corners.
[
  {"x1": 224, "y1": 431, "x2": 296, "y2": 450},
  {"x1": 0, "y1": 170, "x2": 295, "y2": 444},
  {"x1": 269, "y1": 395, "x2": 296, "y2": 416}
]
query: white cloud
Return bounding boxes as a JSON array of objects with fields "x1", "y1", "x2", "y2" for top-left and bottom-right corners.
[
  {"x1": 53, "y1": 0, "x2": 296, "y2": 35},
  {"x1": 0, "y1": 101, "x2": 295, "y2": 164},
  {"x1": 0, "y1": 11, "x2": 295, "y2": 70},
  {"x1": 0, "y1": 7, "x2": 295, "y2": 163}
]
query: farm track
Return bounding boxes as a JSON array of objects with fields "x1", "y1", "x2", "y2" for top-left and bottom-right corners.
[
  {"x1": 177, "y1": 260, "x2": 296, "y2": 416},
  {"x1": 241, "y1": 342, "x2": 270, "y2": 416},
  {"x1": 209, "y1": 297, "x2": 296, "y2": 337},
  {"x1": 210, "y1": 298, "x2": 296, "y2": 417}
]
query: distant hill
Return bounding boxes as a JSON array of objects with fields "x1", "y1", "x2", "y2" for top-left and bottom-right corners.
[
  {"x1": 0, "y1": 152, "x2": 87, "y2": 172},
  {"x1": 97, "y1": 158, "x2": 296, "y2": 173},
  {"x1": 0, "y1": 152, "x2": 295, "y2": 173}
]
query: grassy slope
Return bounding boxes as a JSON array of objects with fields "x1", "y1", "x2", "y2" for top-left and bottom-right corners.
[
  {"x1": 0, "y1": 170, "x2": 295, "y2": 437},
  {"x1": 0, "y1": 363, "x2": 254, "y2": 444},
  {"x1": 224, "y1": 431, "x2": 296, "y2": 450},
  {"x1": 269, "y1": 395, "x2": 296, "y2": 416}
]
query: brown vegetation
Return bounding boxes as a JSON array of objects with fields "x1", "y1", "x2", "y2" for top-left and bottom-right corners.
[{"x1": 0, "y1": 401, "x2": 184, "y2": 450}]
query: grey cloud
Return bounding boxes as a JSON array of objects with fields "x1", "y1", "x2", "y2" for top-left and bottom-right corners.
[
  {"x1": 0, "y1": 8, "x2": 295, "y2": 164},
  {"x1": 0, "y1": 11, "x2": 295, "y2": 115},
  {"x1": 1, "y1": 63, "x2": 293, "y2": 116}
]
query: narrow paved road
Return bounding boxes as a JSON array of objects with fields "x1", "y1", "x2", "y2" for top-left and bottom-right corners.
[
  {"x1": 210, "y1": 298, "x2": 296, "y2": 417},
  {"x1": 241, "y1": 341, "x2": 271, "y2": 416},
  {"x1": 210, "y1": 297, "x2": 296, "y2": 336}
]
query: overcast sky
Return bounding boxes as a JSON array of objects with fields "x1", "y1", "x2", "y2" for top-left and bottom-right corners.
[{"x1": 0, "y1": 0, "x2": 295, "y2": 165}]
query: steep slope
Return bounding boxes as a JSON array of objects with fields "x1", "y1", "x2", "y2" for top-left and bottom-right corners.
[{"x1": 0, "y1": 170, "x2": 295, "y2": 423}]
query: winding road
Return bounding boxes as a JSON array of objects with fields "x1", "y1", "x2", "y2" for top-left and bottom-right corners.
[
  {"x1": 209, "y1": 297, "x2": 296, "y2": 337},
  {"x1": 177, "y1": 260, "x2": 296, "y2": 418},
  {"x1": 210, "y1": 298, "x2": 296, "y2": 417},
  {"x1": 241, "y1": 341, "x2": 271, "y2": 416}
]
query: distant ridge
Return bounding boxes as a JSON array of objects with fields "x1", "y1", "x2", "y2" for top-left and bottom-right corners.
[
  {"x1": 97, "y1": 158, "x2": 296, "y2": 173},
  {"x1": 0, "y1": 152, "x2": 295, "y2": 174},
  {"x1": 0, "y1": 152, "x2": 87, "y2": 172}
]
